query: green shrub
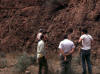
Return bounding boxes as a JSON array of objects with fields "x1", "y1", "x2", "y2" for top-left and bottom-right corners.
[
  {"x1": 0, "y1": 58, "x2": 7, "y2": 68},
  {"x1": 0, "y1": 52, "x2": 6, "y2": 58},
  {"x1": 13, "y1": 52, "x2": 36, "y2": 73}
]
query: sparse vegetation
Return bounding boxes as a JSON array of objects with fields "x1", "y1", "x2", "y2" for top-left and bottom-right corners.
[
  {"x1": 0, "y1": 52, "x2": 6, "y2": 58},
  {"x1": 13, "y1": 52, "x2": 36, "y2": 73},
  {"x1": 0, "y1": 58, "x2": 7, "y2": 68},
  {"x1": 0, "y1": 52, "x2": 7, "y2": 68}
]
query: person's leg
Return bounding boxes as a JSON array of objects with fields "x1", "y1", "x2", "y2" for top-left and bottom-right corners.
[
  {"x1": 61, "y1": 62, "x2": 66, "y2": 74},
  {"x1": 81, "y1": 52, "x2": 87, "y2": 74},
  {"x1": 65, "y1": 55, "x2": 72, "y2": 74},
  {"x1": 60, "y1": 55, "x2": 66, "y2": 74},
  {"x1": 65, "y1": 61, "x2": 71, "y2": 74},
  {"x1": 39, "y1": 64, "x2": 42, "y2": 74},
  {"x1": 43, "y1": 57, "x2": 48, "y2": 74},
  {"x1": 38, "y1": 57, "x2": 43, "y2": 74},
  {"x1": 86, "y1": 51, "x2": 92, "y2": 74}
]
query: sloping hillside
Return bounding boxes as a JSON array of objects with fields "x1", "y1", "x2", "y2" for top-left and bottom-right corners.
[
  {"x1": 0, "y1": 0, "x2": 100, "y2": 74},
  {"x1": 0, "y1": 0, "x2": 100, "y2": 53}
]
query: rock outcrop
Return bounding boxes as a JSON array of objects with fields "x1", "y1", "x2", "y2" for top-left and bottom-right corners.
[{"x1": 0, "y1": 0, "x2": 100, "y2": 53}]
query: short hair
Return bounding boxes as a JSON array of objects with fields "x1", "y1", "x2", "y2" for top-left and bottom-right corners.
[
  {"x1": 82, "y1": 28, "x2": 88, "y2": 34},
  {"x1": 67, "y1": 28, "x2": 73, "y2": 34},
  {"x1": 40, "y1": 34, "x2": 44, "y2": 40},
  {"x1": 64, "y1": 34, "x2": 68, "y2": 39}
]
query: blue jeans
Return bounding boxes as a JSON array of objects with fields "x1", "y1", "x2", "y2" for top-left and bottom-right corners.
[{"x1": 81, "y1": 49, "x2": 92, "y2": 74}]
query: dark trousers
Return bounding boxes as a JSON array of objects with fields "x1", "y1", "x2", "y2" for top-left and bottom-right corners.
[
  {"x1": 38, "y1": 56, "x2": 48, "y2": 74},
  {"x1": 81, "y1": 49, "x2": 92, "y2": 74},
  {"x1": 60, "y1": 55, "x2": 72, "y2": 74}
]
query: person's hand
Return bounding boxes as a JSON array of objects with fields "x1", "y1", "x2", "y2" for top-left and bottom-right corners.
[{"x1": 64, "y1": 56, "x2": 67, "y2": 61}]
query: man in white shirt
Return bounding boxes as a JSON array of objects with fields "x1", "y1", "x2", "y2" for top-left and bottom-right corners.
[
  {"x1": 79, "y1": 28, "x2": 93, "y2": 74},
  {"x1": 37, "y1": 34, "x2": 48, "y2": 74},
  {"x1": 58, "y1": 34, "x2": 75, "y2": 74}
]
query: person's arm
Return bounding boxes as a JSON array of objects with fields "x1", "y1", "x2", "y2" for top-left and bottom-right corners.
[
  {"x1": 63, "y1": 48, "x2": 75, "y2": 61},
  {"x1": 65, "y1": 48, "x2": 75, "y2": 56},
  {"x1": 78, "y1": 38, "x2": 82, "y2": 43},
  {"x1": 58, "y1": 42, "x2": 66, "y2": 61},
  {"x1": 59, "y1": 48, "x2": 65, "y2": 57},
  {"x1": 65, "y1": 43, "x2": 75, "y2": 60},
  {"x1": 59, "y1": 48, "x2": 67, "y2": 61},
  {"x1": 78, "y1": 36, "x2": 83, "y2": 54},
  {"x1": 58, "y1": 42, "x2": 65, "y2": 56}
]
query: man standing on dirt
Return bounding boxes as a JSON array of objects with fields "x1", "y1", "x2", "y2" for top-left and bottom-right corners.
[
  {"x1": 58, "y1": 34, "x2": 75, "y2": 74},
  {"x1": 37, "y1": 34, "x2": 48, "y2": 74},
  {"x1": 78, "y1": 28, "x2": 93, "y2": 74}
]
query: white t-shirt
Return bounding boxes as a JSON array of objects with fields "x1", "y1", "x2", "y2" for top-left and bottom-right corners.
[
  {"x1": 58, "y1": 39, "x2": 75, "y2": 54},
  {"x1": 37, "y1": 40, "x2": 45, "y2": 59},
  {"x1": 80, "y1": 34, "x2": 93, "y2": 50}
]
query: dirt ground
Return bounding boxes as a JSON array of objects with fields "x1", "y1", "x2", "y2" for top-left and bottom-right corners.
[{"x1": 0, "y1": 51, "x2": 99, "y2": 74}]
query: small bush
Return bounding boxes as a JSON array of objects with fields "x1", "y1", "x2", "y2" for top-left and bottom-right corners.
[
  {"x1": 0, "y1": 58, "x2": 7, "y2": 68},
  {"x1": 0, "y1": 52, "x2": 6, "y2": 58},
  {"x1": 13, "y1": 52, "x2": 36, "y2": 73}
]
